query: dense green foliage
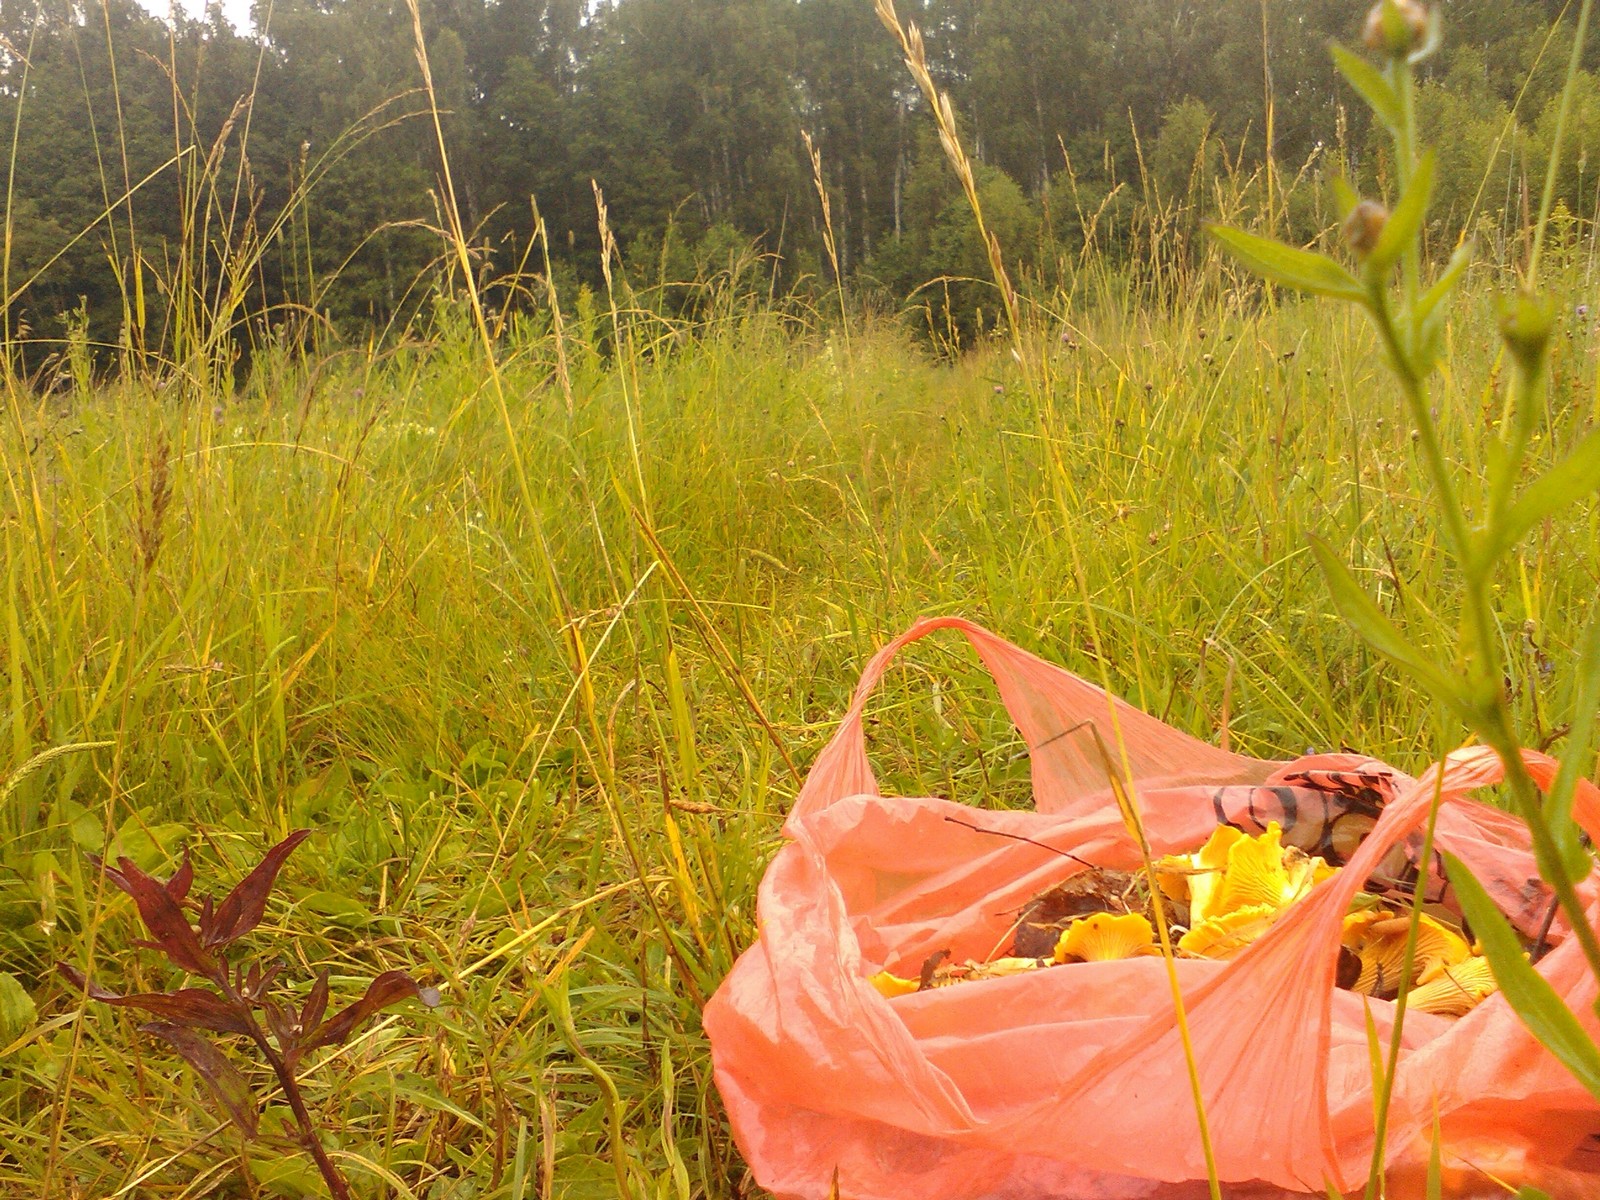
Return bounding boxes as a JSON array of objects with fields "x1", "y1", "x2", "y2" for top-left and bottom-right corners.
[{"x1": 4, "y1": 0, "x2": 1599, "y2": 353}]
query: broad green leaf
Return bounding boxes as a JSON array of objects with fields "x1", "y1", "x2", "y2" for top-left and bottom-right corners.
[
  {"x1": 1543, "y1": 609, "x2": 1600, "y2": 881},
  {"x1": 1206, "y1": 225, "x2": 1365, "y2": 302},
  {"x1": 1484, "y1": 425, "x2": 1600, "y2": 562},
  {"x1": 1444, "y1": 854, "x2": 1600, "y2": 1102},
  {"x1": 0, "y1": 973, "x2": 35, "y2": 1042},
  {"x1": 1308, "y1": 536, "x2": 1469, "y2": 718},
  {"x1": 1331, "y1": 42, "x2": 1402, "y2": 130},
  {"x1": 1367, "y1": 150, "x2": 1435, "y2": 276},
  {"x1": 1415, "y1": 240, "x2": 1472, "y2": 326}
]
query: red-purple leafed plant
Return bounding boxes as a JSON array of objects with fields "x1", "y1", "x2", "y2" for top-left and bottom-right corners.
[{"x1": 58, "y1": 829, "x2": 439, "y2": 1200}]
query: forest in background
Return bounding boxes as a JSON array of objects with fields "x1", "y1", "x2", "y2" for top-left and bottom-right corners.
[{"x1": 4, "y1": 0, "x2": 1599, "y2": 356}]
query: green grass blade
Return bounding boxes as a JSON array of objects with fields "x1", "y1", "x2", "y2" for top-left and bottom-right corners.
[
  {"x1": 1414, "y1": 240, "x2": 1471, "y2": 327},
  {"x1": 1543, "y1": 609, "x2": 1600, "y2": 880},
  {"x1": 1425, "y1": 1108, "x2": 1443, "y2": 1200}
]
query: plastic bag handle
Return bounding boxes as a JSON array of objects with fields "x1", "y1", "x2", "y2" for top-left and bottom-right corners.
[{"x1": 785, "y1": 616, "x2": 1273, "y2": 833}]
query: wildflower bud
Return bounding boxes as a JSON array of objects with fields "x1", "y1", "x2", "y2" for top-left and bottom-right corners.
[
  {"x1": 1498, "y1": 290, "x2": 1557, "y2": 374},
  {"x1": 1363, "y1": 0, "x2": 1429, "y2": 58},
  {"x1": 1342, "y1": 200, "x2": 1388, "y2": 258}
]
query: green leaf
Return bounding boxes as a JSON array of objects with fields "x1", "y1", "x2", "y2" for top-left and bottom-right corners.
[
  {"x1": 1206, "y1": 225, "x2": 1365, "y2": 302},
  {"x1": 1514, "y1": 1188, "x2": 1555, "y2": 1200},
  {"x1": 1484, "y1": 426, "x2": 1600, "y2": 562},
  {"x1": 1367, "y1": 150, "x2": 1435, "y2": 276},
  {"x1": 0, "y1": 973, "x2": 36, "y2": 1042},
  {"x1": 1331, "y1": 42, "x2": 1403, "y2": 130},
  {"x1": 1444, "y1": 854, "x2": 1600, "y2": 1102},
  {"x1": 1308, "y1": 536, "x2": 1469, "y2": 718}
]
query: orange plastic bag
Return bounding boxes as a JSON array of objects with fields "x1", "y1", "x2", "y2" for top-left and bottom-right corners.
[{"x1": 704, "y1": 617, "x2": 1600, "y2": 1198}]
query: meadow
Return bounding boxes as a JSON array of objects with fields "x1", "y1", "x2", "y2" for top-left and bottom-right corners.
[{"x1": 2, "y1": 220, "x2": 1598, "y2": 1197}]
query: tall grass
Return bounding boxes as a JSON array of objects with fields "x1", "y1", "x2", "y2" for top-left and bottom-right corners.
[{"x1": 3, "y1": 2, "x2": 1600, "y2": 1197}]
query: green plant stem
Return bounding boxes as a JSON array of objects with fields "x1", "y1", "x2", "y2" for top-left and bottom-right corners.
[
  {"x1": 1391, "y1": 56, "x2": 1422, "y2": 314},
  {"x1": 545, "y1": 984, "x2": 636, "y2": 1200},
  {"x1": 1367, "y1": 293, "x2": 1469, "y2": 562},
  {"x1": 1370, "y1": 288, "x2": 1600, "y2": 983},
  {"x1": 1364, "y1": 770, "x2": 1448, "y2": 1200},
  {"x1": 1487, "y1": 355, "x2": 1544, "y2": 533}
]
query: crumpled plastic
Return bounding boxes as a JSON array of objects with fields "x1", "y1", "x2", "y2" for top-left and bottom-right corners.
[{"x1": 704, "y1": 617, "x2": 1600, "y2": 1198}]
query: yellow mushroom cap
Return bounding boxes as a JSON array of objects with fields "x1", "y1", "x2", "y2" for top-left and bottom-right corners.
[
  {"x1": 1209, "y1": 823, "x2": 1288, "y2": 917},
  {"x1": 1178, "y1": 903, "x2": 1280, "y2": 959},
  {"x1": 1184, "y1": 822, "x2": 1331, "y2": 927},
  {"x1": 1055, "y1": 912, "x2": 1157, "y2": 963},
  {"x1": 1186, "y1": 825, "x2": 1247, "y2": 925},
  {"x1": 1151, "y1": 853, "x2": 1193, "y2": 904},
  {"x1": 867, "y1": 970, "x2": 919, "y2": 998},
  {"x1": 1342, "y1": 910, "x2": 1471, "y2": 996},
  {"x1": 1409, "y1": 956, "x2": 1498, "y2": 1017}
]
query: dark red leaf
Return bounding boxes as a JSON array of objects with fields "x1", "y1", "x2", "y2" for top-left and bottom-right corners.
[
  {"x1": 110, "y1": 858, "x2": 213, "y2": 976},
  {"x1": 203, "y1": 830, "x2": 311, "y2": 949},
  {"x1": 58, "y1": 964, "x2": 249, "y2": 1034},
  {"x1": 252, "y1": 960, "x2": 284, "y2": 1002},
  {"x1": 236, "y1": 960, "x2": 282, "y2": 1003},
  {"x1": 58, "y1": 962, "x2": 121, "y2": 1001},
  {"x1": 262, "y1": 998, "x2": 297, "y2": 1047},
  {"x1": 300, "y1": 970, "x2": 437, "y2": 1054},
  {"x1": 93, "y1": 850, "x2": 193, "y2": 907},
  {"x1": 88, "y1": 854, "x2": 128, "y2": 894},
  {"x1": 166, "y1": 850, "x2": 194, "y2": 906},
  {"x1": 301, "y1": 969, "x2": 330, "y2": 1035},
  {"x1": 142, "y1": 1022, "x2": 259, "y2": 1139}
]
